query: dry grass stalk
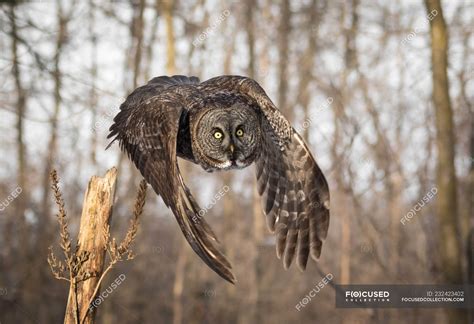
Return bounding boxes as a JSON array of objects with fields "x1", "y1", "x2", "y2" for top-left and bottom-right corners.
[{"x1": 48, "y1": 171, "x2": 97, "y2": 284}]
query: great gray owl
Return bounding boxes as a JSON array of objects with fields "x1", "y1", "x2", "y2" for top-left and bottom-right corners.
[{"x1": 107, "y1": 75, "x2": 330, "y2": 283}]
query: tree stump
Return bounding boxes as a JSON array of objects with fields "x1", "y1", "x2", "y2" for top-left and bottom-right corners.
[{"x1": 63, "y1": 167, "x2": 117, "y2": 324}]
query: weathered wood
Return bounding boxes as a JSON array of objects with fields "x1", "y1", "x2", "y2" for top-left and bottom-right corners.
[{"x1": 64, "y1": 167, "x2": 117, "y2": 324}]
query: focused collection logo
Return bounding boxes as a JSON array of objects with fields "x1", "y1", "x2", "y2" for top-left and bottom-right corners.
[
  {"x1": 345, "y1": 290, "x2": 390, "y2": 303},
  {"x1": 337, "y1": 285, "x2": 472, "y2": 308}
]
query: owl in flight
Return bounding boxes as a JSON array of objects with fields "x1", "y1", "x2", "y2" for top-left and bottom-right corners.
[{"x1": 108, "y1": 75, "x2": 330, "y2": 283}]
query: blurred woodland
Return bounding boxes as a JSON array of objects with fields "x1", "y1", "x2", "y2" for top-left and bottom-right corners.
[{"x1": 0, "y1": 0, "x2": 473, "y2": 323}]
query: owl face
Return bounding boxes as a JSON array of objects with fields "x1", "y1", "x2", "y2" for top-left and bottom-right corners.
[{"x1": 193, "y1": 104, "x2": 261, "y2": 171}]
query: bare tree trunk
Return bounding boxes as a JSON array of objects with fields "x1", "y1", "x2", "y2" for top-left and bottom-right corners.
[
  {"x1": 424, "y1": 1, "x2": 465, "y2": 323},
  {"x1": 7, "y1": 4, "x2": 32, "y2": 320},
  {"x1": 296, "y1": 0, "x2": 319, "y2": 141},
  {"x1": 132, "y1": 0, "x2": 145, "y2": 88},
  {"x1": 334, "y1": 120, "x2": 351, "y2": 289},
  {"x1": 469, "y1": 82, "x2": 474, "y2": 324},
  {"x1": 41, "y1": 0, "x2": 68, "y2": 223},
  {"x1": 277, "y1": 0, "x2": 290, "y2": 113},
  {"x1": 257, "y1": 0, "x2": 271, "y2": 84},
  {"x1": 9, "y1": 3, "x2": 27, "y2": 233},
  {"x1": 64, "y1": 168, "x2": 117, "y2": 324},
  {"x1": 388, "y1": 175, "x2": 402, "y2": 273},
  {"x1": 223, "y1": 33, "x2": 236, "y2": 76},
  {"x1": 457, "y1": 24, "x2": 473, "y2": 324},
  {"x1": 246, "y1": 0, "x2": 255, "y2": 80},
  {"x1": 462, "y1": 59, "x2": 473, "y2": 239},
  {"x1": 164, "y1": 0, "x2": 176, "y2": 75},
  {"x1": 89, "y1": 0, "x2": 98, "y2": 168},
  {"x1": 117, "y1": 0, "x2": 146, "y2": 224},
  {"x1": 172, "y1": 238, "x2": 187, "y2": 324},
  {"x1": 38, "y1": 3, "x2": 70, "y2": 321},
  {"x1": 337, "y1": 0, "x2": 359, "y2": 298},
  {"x1": 144, "y1": 0, "x2": 161, "y2": 81}
]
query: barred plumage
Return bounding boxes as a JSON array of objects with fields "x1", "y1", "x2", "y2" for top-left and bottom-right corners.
[{"x1": 107, "y1": 75, "x2": 330, "y2": 283}]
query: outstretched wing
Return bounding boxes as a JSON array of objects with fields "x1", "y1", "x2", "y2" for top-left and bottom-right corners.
[
  {"x1": 257, "y1": 125, "x2": 330, "y2": 270},
  {"x1": 108, "y1": 76, "x2": 236, "y2": 283},
  {"x1": 201, "y1": 75, "x2": 330, "y2": 270}
]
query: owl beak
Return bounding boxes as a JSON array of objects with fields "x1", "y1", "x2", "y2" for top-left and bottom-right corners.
[{"x1": 229, "y1": 144, "x2": 234, "y2": 154}]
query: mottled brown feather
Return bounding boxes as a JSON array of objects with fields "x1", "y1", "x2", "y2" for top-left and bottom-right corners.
[{"x1": 108, "y1": 74, "x2": 330, "y2": 282}]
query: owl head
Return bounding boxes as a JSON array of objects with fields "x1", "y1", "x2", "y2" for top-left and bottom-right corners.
[{"x1": 191, "y1": 96, "x2": 261, "y2": 172}]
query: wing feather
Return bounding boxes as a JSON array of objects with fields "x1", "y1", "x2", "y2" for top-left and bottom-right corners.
[
  {"x1": 108, "y1": 76, "x2": 236, "y2": 283},
  {"x1": 109, "y1": 74, "x2": 329, "y2": 279},
  {"x1": 270, "y1": 131, "x2": 330, "y2": 270},
  {"x1": 203, "y1": 76, "x2": 330, "y2": 271}
]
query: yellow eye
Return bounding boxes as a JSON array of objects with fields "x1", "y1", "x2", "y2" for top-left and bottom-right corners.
[
  {"x1": 236, "y1": 128, "x2": 244, "y2": 137},
  {"x1": 214, "y1": 131, "x2": 223, "y2": 139}
]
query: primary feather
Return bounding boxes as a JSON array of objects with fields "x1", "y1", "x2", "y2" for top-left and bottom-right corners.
[{"x1": 108, "y1": 75, "x2": 330, "y2": 283}]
